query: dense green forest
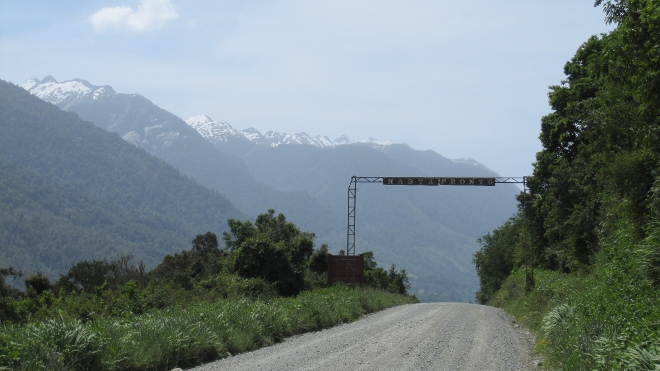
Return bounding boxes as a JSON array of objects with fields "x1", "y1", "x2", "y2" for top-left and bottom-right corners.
[
  {"x1": 0, "y1": 210, "x2": 414, "y2": 370},
  {"x1": 0, "y1": 79, "x2": 246, "y2": 277},
  {"x1": 474, "y1": 1, "x2": 660, "y2": 369}
]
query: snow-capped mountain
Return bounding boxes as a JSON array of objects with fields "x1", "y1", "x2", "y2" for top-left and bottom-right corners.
[
  {"x1": 451, "y1": 158, "x2": 491, "y2": 171},
  {"x1": 20, "y1": 76, "x2": 115, "y2": 110},
  {"x1": 20, "y1": 76, "x2": 489, "y2": 172},
  {"x1": 184, "y1": 115, "x2": 252, "y2": 146},
  {"x1": 20, "y1": 76, "x2": 188, "y2": 151},
  {"x1": 18, "y1": 75, "x2": 340, "y2": 237},
  {"x1": 184, "y1": 115, "x2": 393, "y2": 149}
]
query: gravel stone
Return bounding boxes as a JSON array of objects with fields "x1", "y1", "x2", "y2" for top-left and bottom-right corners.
[{"x1": 189, "y1": 303, "x2": 538, "y2": 371}]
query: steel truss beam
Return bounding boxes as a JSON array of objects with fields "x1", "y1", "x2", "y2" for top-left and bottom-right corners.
[
  {"x1": 346, "y1": 175, "x2": 534, "y2": 289},
  {"x1": 346, "y1": 176, "x2": 529, "y2": 256}
]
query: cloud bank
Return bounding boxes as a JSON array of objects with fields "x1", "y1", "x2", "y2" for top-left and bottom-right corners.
[{"x1": 89, "y1": 0, "x2": 178, "y2": 33}]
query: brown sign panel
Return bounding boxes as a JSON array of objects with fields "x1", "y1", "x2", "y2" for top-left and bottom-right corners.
[
  {"x1": 327, "y1": 254, "x2": 364, "y2": 287},
  {"x1": 382, "y1": 177, "x2": 496, "y2": 186}
]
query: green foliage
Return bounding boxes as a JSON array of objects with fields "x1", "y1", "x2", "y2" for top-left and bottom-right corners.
[
  {"x1": 472, "y1": 215, "x2": 524, "y2": 303},
  {"x1": 493, "y1": 239, "x2": 660, "y2": 370},
  {"x1": 149, "y1": 239, "x2": 225, "y2": 292},
  {"x1": 0, "y1": 268, "x2": 23, "y2": 324},
  {"x1": 307, "y1": 244, "x2": 328, "y2": 274},
  {"x1": 636, "y1": 221, "x2": 660, "y2": 286},
  {"x1": 55, "y1": 255, "x2": 147, "y2": 294},
  {"x1": 473, "y1": 2, "x2": 660, "y2": 368},
  {"x1": 524, "y1": 0, "x2": 660, "y2": 272},
  {"x1": 191, "y1": 232, "x2": 221, "y2": 256},
  {"x1": 0, "y1": 286, "x2": 414, "y2": 371},
  {"x1": 233, "y1": 235, "x2": 301, "y2": 296},
  {"x1": 0, "y1": 79, "x2": 245, "y2": 279},
  {"x1": 363, "y1": 251, "x2": 411, "y2": 295},
  {"x1": 25, "y1": 273, "x2": 52, "y2": 296},
  {"x1": 225, "y1": 210, "x2": 316, "y2": 296}
]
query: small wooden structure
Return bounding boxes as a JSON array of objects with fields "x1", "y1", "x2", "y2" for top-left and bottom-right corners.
[{"x1": 327, "y1": 254, "x2": 364, "y2": 287}]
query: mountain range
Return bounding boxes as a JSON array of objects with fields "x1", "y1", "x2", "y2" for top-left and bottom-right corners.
[
  {"x1": 17, "y1": 76, "x2": 520, "y2": 302},
  {"x1": 0, "y1": 79, "x2": 246, "y2": 277}
]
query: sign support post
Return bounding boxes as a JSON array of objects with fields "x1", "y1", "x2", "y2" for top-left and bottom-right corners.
[{"x1": 345, "y1": 175, "x2": 533, "y2": 283}]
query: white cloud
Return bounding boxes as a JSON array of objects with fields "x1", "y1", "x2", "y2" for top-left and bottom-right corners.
[{"x1": 89, "y1": 0, "x2": 178, "y2": 33}]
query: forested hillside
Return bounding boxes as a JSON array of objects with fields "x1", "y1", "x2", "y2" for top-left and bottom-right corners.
[
  {"x1": 474, "y1": 1, "x2": 660, "y2": 369},
  {"x1": 0, "y1": 79, "x2": 246, "y2": 277},
  {"x1": 20, "y1": 77, "x2": 340, "y2": 244}
]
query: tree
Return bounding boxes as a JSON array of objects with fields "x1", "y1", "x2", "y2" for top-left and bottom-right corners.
[
  {"x1": 472, "y1": 216, "x2": 522, "y2": 304},
  {"x1": 227, "y1": 210, "x2": 317, "y2": 296},
  {"x1": 363, "y1": 251, "x2": 411, "y2": 295},
  {"x1": 55, "y1": 255, "x2": 146, "y2": 293},
  {"x1": 0, "y1": 267, "x2": 23, "y2": 323},
  {"x1": 192, "y1": 232, "x2": 220, "y2": 255},
  {"x1": 308, "y1": 244, "x2": 329, "y2": 274},
  {"x1": 475, "y1": 0, "x2": 660, "y2": 300},
  {"x1": 25, "y1": 272, "x2": 52, "y2": 296},
  {"x1": 149, "y1": 232, "x2": 224, "y2": 289}
]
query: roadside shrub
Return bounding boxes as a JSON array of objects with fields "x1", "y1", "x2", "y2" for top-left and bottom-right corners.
[
  {"x1": 226, "y1": 210, "x2": 318, "y2": 296},
  {"x1": 0, "y1": 286, "x2": 415, "y2": 371},
  {"x1": 55, "y1": 255, "x2": 146, "y2": 294},
  {"x1": 363, "y1": 252, "x2": 411, "y2": 295}
]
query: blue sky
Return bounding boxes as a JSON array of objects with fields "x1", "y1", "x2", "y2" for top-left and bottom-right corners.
[{"x1": 1, "y1": 1, "x2": 614, "y2": 177}]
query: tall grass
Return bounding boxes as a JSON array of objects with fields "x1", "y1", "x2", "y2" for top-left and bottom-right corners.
[
  {"x1": 493, "y1": 261, "x2": 660, "y2": 369},
  {"x1": 0, "y1": 286, "x2": 415, "y2": 371}
]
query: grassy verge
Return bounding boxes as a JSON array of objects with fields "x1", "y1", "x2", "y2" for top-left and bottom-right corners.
[
  {"x1": 0, "y1": 285, "x2": 416, "y2": 371},
  {"x1": 492, "y1": 252, "x2": 660, "y2": 369}
]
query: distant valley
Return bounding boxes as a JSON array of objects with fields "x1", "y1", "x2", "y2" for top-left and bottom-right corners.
[{"x1": 13, "y1": 76, "x2": 520, "y2": 302}]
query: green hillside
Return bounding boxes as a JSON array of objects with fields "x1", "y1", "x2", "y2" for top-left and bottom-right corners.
[
  {"x1": 0, "y1": 79, "x2": 246, "y2": 277},
  {"x1": 474, "y1": 1, "x2": 660, "y2": 369},
  {"x1": 41, "y1": 83, "x2": 342, "y2": 242}
]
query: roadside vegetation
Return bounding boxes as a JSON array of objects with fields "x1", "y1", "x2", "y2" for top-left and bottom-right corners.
[
  {"x1": 0, "y1": 210, "x2": 416, "y2": 371},
  {"x1": 473, "y1": 1, "x2": 660, "y2": 369}
]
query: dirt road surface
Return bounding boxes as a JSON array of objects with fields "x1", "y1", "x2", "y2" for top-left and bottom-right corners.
[{"x1": 189, "y1": 303, "x2": 537, "y2": 371}]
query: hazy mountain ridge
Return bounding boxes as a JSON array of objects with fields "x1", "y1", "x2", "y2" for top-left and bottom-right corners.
[
  {"x1": 184, "y1": 115, "x2": 495, "y2": 176},
  {"x1": 20, "y1": 76, "x2": 519, "y2": 302},
  {"x1": 20, "y1": 76, "x2": 340, "y2": 240},
  {"x1": 185, "y1": 114, "x2": 394, "y2": 151},
  {"x1": 185, "y1": 116, "x2": 520, "y2": 302},
  {"x1": 0, "y1": 79, "x2": 247, "y2": 278}
]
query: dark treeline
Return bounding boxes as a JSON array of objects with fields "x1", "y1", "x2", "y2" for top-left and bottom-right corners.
[{"x1": 473, "y1": 1, "x2": 660, "y2": 369}]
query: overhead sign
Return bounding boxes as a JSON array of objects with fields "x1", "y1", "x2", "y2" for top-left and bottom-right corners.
[{"x1": 382, "y1": 177, "x2": 496, "y2": 186}]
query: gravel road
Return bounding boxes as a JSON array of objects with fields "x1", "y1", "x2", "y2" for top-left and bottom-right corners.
[{"x1": 189, "y1": 303, "x2": 537, "y2": 371}]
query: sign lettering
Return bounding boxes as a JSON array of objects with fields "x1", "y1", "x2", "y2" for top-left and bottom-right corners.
[{"x1": 382, "y1": 177, "x2": 496, "y2": 186}]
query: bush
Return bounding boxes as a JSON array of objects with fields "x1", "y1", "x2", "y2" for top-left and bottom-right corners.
[
  {"x1": 225, "y1": 210, "x2": 318, "y2": 296},
  {"x1": 362, "y1": 252, "x2": 411, "y2": 295},
  {"x1": 55, "y1": 255, "x2": 146, "y2": 294}
]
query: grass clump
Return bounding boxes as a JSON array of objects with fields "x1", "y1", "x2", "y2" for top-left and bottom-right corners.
[
  {"x1": 490, "y1": 242, "x2": 660, "y2": 370},
  {"x1": 0, "y1": 211, "x2": 417, "y2": 370},
  {"x1": 0, "y1": 286, "x2": 414, "y2": 371}
]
